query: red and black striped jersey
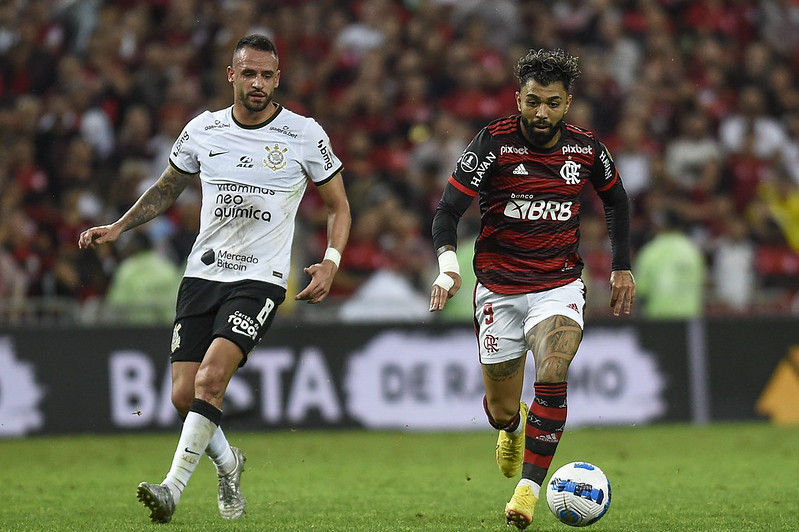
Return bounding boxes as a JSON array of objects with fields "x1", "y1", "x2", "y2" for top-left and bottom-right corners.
[{"x1": 443, "y1": 115, "x2": 622, "y2": 295}]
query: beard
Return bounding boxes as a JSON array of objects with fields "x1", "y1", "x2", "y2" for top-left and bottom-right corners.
[
  {"x1": 241, "y1": 90, "x2": 273, "y2": 113},
  {"x1": 521, "y1": 117, "x2": 561, "y2": 147}
]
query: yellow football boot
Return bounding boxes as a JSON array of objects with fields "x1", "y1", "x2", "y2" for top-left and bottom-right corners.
[
  {"x1": 504, "y1": 483, "x2": 538, "y2": 529},
  {"x1": 495, "y1": 401, "x2": 528, "y2": 477}
]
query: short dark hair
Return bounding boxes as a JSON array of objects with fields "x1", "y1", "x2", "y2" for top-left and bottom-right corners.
[
  {"x1": 233, "y1": 34, "x2": 279, "y2": 61},
  {"x1": 515, "y1": 48, "x2": 581, "y2": 92}
]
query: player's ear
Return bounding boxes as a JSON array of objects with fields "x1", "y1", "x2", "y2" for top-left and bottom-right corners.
[
  {"x1": 515, "y1": 91, "x2": 522, "y2": 112},
  {"x1": 227, "y1": 66, "x2": 234, "y2": 83}
]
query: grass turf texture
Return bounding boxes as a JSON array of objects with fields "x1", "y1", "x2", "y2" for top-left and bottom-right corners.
[{"x1": 1, "y1": 422, "x2": 796, "y2": 531}]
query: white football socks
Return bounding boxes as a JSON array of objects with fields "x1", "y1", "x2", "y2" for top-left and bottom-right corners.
[
  {"x1": 162, "y1": 411, "x2": 218, "y2": 504},
  {"x1": 205, "y1": 426, "x2": 236, "y2": 476},
  {"x1": 510, "y1": 415, "x2": 525, "y2": 436},
  {"x1": 518, "y1": 478, "x2": 542, "y2": 498}
]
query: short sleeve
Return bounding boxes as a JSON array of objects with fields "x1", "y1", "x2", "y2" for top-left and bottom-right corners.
[
  {"x1": 301, "y1": 120, "x2": 343, "y2": 185},
  {"x1": 168, "y1": 114, "x2": 205, "y2": 174}
]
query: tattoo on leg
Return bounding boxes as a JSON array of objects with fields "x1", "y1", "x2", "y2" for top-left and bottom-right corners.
[
  {"x1": 483, "y1": 357, "x2": 524, "y2": 382},
  {"x1": 542, "y1": 354, "x2": 572, "y2": 381},
  {"x1": 528, "y1": 316, "x2": 582, "y2": 381}
]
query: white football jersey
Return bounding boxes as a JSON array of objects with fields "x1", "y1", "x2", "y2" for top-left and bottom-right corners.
[{"x1": 169, "y1": 104, "x2": 343, "y2": 288}]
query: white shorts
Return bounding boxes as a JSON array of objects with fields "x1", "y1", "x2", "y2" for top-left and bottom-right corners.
[{"x1": 474, "y1": 279, "x2": 585, "y2": 364}]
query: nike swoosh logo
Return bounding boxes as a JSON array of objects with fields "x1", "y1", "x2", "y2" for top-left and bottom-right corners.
[
  {"x1": 184, "y1": 447, "x2": 200, "y2": 456},
  {"x1": 209, "y1": 150, "x2": 228, "y2": 157}
]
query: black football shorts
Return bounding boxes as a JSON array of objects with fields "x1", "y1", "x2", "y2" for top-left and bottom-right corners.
[{"x1": 170, "y1": 277, "x2": 286, "y2": 367}]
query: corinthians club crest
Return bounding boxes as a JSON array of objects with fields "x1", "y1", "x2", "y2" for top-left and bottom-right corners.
[{"x1": 264, "y1": 143, "x2": 288, "y2": 171}]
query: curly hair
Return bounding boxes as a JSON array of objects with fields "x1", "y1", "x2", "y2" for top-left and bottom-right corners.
[{"x1": 514, "y1": 48, "x2": 581, "y2": 92}]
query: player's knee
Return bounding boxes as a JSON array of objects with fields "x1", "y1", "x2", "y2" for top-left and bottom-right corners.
[{"x1": 171, "y1": 389, "x2": 193, "y2": 416}]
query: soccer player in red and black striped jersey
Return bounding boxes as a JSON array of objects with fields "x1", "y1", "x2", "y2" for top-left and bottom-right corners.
[{"x1": 429, "y1": 48, "x2": 635, "y2": 529}]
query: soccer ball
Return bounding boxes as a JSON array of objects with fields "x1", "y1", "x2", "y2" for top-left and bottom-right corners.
[{"x1": 546, "y1": 461, "x2": 611, "y2": 527}]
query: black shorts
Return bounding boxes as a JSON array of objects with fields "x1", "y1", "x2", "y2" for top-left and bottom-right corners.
[{"x1": 170, "y1": 277, "x2": 285, "y2": 367}]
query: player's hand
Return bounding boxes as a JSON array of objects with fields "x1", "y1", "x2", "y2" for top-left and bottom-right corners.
[
  {"x1": 429, "y1": 272, "x2": 461, "y2": 312},
  {"x1": 609, "y1": 269, "x2": 635, "y2": 316},
  {"x1": 295, "y1": 260, "x2": 337, "y2": 304},
  {"x1": 78, "y1": 223, "x2": 123, "y2": 249}
]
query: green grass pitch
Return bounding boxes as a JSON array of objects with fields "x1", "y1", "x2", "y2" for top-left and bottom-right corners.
[{"x1": 1, "y1": 422, "x2": 797, "y2": 531}]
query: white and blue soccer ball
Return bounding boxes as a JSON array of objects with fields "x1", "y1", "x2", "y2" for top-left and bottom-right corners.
[{"x1": 546, "y1": 461, "x2": 611, "y2": 527}]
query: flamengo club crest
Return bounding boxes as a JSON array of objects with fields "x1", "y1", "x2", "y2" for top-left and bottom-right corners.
[
  {"x1": 560, "y1": 159, "x2": 581, "y2": 185},
  {"x1": 264, "y1": 143, "x2": 288, "y2": 171}
]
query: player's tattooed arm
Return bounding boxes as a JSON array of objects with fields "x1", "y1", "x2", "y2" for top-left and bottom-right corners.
[
  {"x1": 118, "y1": 165, "x2": 195, "y2": 231},
  {"x1": 78, "y1": 165, "x2": 195, "y2": 249},
  {"x1": 528, "y1": 315, "x2": 583, "y2": 382}
]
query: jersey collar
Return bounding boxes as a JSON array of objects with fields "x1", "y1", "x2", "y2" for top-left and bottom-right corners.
[{"x1": 231, "y1": 103, "x2": 284, "y2": 129}]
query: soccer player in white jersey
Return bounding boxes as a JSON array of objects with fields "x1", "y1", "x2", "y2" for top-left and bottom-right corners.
[{"x1": 78, "y1": 34, "x2": 351, "y2": 523}]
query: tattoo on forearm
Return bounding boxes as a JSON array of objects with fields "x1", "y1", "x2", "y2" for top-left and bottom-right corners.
[
  {"x1": 124, "y1": 167, "x2": 190, "y2": 229},
  {"x1": 483, "y1": 357, "x2": 523, "y2": 382}
]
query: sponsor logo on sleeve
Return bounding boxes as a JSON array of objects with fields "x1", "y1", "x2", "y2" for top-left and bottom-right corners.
[
  {"x1": 172, "y1": 132, "x2": 190, "y2": 157},
  {"x1": 599, "y1": 149, "x2": 614, "y2": 182},
  {"x1": 459, "y1": 151, "x2": 479, "y2": 173},
  {"x1": 458, "y1": 151, "x2": 496, "y2": 188},
  {"x1": 317, "y1": 139, "x2": 334, "y2": 171}
]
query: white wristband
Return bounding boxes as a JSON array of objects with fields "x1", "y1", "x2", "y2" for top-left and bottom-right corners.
[
  {"x1": 433, "y1": 250, "x2": 459, "y2": 290},
  {"x1": 433, "y1": 272, "x2": 455, "y2": 291},
  {"x1": 437, "y1": 250, "x2": 459, "y2": 274},
  {"x1": 323, "y1": 247, "x2": 341, "y2": 268}
]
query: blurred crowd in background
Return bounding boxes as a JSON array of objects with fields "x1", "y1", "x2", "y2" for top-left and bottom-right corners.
[{"x1": 2, "y1": 0, "x2": 799, "y2": 324}]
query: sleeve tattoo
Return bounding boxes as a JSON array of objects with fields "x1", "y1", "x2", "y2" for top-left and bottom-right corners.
[{"x1": 124, "y1": 166, "x2": 193, "y2": 229}]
